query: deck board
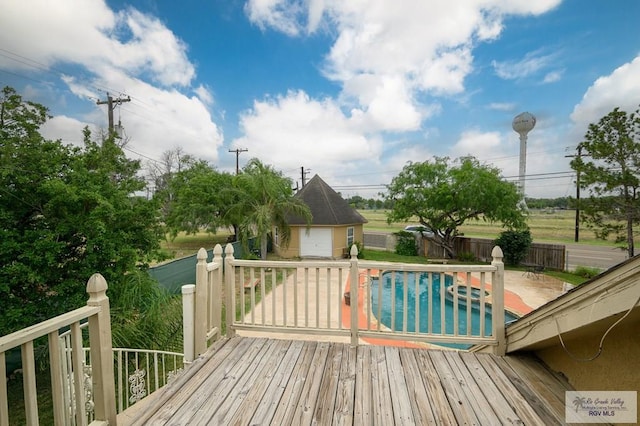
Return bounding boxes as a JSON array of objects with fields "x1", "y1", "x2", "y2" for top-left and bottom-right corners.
[{"x1": 123, "y1": 337, "x2": 578, "y2": 425}]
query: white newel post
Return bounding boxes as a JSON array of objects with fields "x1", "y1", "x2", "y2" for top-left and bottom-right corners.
[
  {"x1": 225, "y1": 244, "x2": 236, "y2": 338},
  {"x1": 211, "y1": 244, "x2": 223, "y2": 336},
  {"x1": 194, "y1": 248, "x2": 208, "y2": 357},
  {"x1": 182, "y1": 284, "x2": 196, "y2": 364},
  {"x1": 491, "y1": 246, "x2": 506, "y2": 356},
  {"x1": 86, "y1": 273, "x2": 117, "y2": 425},
  {"x1": 349, "y1": 244, "x2": 359, "y2": 347}
]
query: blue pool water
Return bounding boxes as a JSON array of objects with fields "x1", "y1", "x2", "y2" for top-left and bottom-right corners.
[{"x1": 370, "y1": 272, "x2": 518, "y2": 349}]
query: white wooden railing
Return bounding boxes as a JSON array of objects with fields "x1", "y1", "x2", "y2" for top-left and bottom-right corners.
[
  {"x1": 0, "y1": 274, "x2": 116, "y2": 426},
  {"x1": 188, "y1": 244, "x2": 506, "y2": 356}
]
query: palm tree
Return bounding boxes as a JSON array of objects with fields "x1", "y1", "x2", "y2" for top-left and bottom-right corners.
[{"x1": 230, "y1": 158, "x2": 311, "y2": 260}]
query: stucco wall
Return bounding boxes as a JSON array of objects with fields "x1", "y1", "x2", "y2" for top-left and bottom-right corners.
[
  {"x1": 274, "y1": 224, "x2": 364, "y2": 258},
  {"x1": 535, "y1": 316, "x2": 640, "y2": 415}
]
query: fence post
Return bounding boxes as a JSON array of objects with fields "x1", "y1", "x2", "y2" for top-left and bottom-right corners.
[
  {"x1": 491, "y1": 246, "x2": 506, "y2": 356},
  {"x1": 349, "y1": 244, "x2": 359, "y2": 347},
  {"x1": 225, "y1": 244, "x2": 236, "y2": 338},
  {"x1": 212, "y1": 244, "x2": 224, "y2": 338},
  {"x1": 194, "y1": 248, "x2": 208, "y2": 357},
  {"x1": 182, "y1": 284, "x2": 196, "y2": 364},
  {"x1": 86, "y1": 273, "x2": 117, "y2": 425}
]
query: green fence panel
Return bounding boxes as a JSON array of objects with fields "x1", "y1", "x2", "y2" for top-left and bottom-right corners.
[{"x1": 149, "y1": 241, "x2": 249, "y2": 293}]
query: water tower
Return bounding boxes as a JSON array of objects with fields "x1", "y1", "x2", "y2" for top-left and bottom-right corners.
[{"x1": 512, "y1": 112, "x2": 536, "y2": 196}]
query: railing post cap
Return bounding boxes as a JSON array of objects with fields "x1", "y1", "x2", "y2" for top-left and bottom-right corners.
[
  {"x1": 225, "y1": 243, "x2": 235, "y2": 256},
  {"x1": 491, "y1": 246, "x2": 504, "y2": 260},
  {"x1": 350, "y1": 244, "x2": 359, "y2": 258},
  {"x1": 86, "y1": 273, "x2": 108, "y2": 294},
  {"x1": 181, "y1": 284, "x2": 196, "y2": 294},
  {"x1": 213, "y1": 244, "x2": 223, "y2": 256},
  {"x1": 197, "y1": 247, "x2": 208, "y2": 261}
]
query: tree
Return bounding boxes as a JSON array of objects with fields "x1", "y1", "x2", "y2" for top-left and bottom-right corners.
[
  {"x1": 230, "y1": 158, "x2": 311, "y2": 260},
  {"x1": 385, "y1": 156, "x2": 526, "y2": 258},
  {"x1": 0, "y1": 87, "x2": 164, "y2": 335},
  {"x1": 161, "y1": 161, "x2": 235, "y2": 238},
  {"x1": 570, "y1": 106, "x2": 640, "y2": 257}
]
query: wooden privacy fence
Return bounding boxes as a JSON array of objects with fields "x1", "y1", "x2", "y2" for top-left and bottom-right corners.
[{"x1": 424, "y1": 237, "x2": 566, "y2": 270}]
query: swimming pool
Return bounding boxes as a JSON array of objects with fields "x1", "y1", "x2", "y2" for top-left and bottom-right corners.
[{"x1": 370, "y1": 271, "x2": 519, "y2": 349}]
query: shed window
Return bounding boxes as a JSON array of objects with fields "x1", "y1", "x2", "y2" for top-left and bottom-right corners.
[{"x1": 347, "y1": 226, "x2": 354, "y2": 246}]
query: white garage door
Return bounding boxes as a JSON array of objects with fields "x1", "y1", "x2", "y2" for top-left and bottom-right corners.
[{"x1": 300, "y1": 228, "x2": 332, "y2": 257}]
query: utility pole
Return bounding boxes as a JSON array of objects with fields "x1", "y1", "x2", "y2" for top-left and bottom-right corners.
[
  {"x1": 229, "y1": 148, "x2": 248, "y2": 175},
  {"x1": 566, "y1": 146, "x2": 583, "y2": 242},
  {"x1": 301, "y1": 166, "x2": 310, "y2": 187},
  {"x1": 96, "y1": 93, "x2": 130, "y2": 136}
]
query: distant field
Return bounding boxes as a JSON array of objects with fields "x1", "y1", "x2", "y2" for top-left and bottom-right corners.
[{"x1": 359, "y1": 209, "x2": 618, "y2": 246}]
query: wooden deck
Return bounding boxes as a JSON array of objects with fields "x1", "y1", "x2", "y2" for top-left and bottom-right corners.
[{"x1": 122, "y1": 337, "x2": 578, "y2": 425}]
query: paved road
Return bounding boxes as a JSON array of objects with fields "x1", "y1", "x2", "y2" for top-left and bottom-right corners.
[{"x1": 564, "y1": 243, "x2": 628, "y2": 271}]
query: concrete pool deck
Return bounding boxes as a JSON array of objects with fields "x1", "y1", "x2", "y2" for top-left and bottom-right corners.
[{"x1": 238, "y1": 267, "x2": 566, "y2": 346}]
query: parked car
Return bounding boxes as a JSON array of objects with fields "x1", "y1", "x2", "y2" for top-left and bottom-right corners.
[{"x1": 403, "y1": 225, "x2": 434, "y2": 238}]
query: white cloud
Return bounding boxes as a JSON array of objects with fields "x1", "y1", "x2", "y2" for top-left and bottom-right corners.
[
  {"x1": 232, "y1": 90, "x2": 381, "y2": 182},
  {"x1": 245, "y1": 0, "x2": 561, "y2": 133},
  {"x1": 244, "y1": 0, "x2": 306, "y2": 36},
  {"x1": 492, "y1": 50, "x2": 556, "y2": 80},
  {"x1": 542, "y1": 69, "x2": 563, "y2": 84},
  {"x1": 0, "y1": 0, "x2": 222, "y2": 165},
  {"x1": 487, "y1": 102, "x2": 516, "y2": 112},
  {"x1": 450, "y1": 130, "x2": 503, "y2": 159},
  {"x1": 570, "y1": 55, "x2": 640, "y2": 131}
]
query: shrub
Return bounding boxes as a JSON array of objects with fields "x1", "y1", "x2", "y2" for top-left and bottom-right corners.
[
  {"x1": 395, "y1": 231, "x2": 418, "y2": 256},
  {"x1": 457, "y1": 251, "x2": 476, "y2": 262},
  {"x1": 573, "y1": 266, "x2": 601, "y2": 279},
  {"x1": 495, "y1": 229, "x2": 532, "y2": 266},
  {"x1": 349, "y1": 241, "x2": 365, "y2": 259}
]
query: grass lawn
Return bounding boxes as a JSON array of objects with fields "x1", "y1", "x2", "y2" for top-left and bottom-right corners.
[{"x1": 359, "y1": 208, "x2": 627, "y2": 246}]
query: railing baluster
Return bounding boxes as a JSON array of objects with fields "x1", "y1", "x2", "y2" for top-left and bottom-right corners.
[
  {"x1": 48, "y1": 330, "x2": 65, "y2": 426},
  {"x1": 326, "y1": 267, "x2": 331, "y2": 329},
  {"x1": 293, "y1": 268, "x2": 298, "y2": 328},
  {"x1": 402, "y1": 271, "x2": 408, "y2": 333},
  {"x1": 0, "y1": 352, "x2": 7, "y2": 425},
  {"x1": 466, "y1": 272, "x2": 472, "y2": 337},
  {"x1": 440, "y1": 272, "x2": 446, "y2": 336},
  {"x1": 315, "y1": 268, "x2": 320, "y2": 329},
  {"x1": 282, "y1": 269, "x2": 288, "y2": 326},
  {"x1": 453, "y1": 273, "x2": 459, "y2": 337},
  {"x1": 70, "y1": 322, "x2": 86, "y2": 426},
  {"x1": 480, "y1": 272, "x2": 486, "y2": 338},
  {"x1": 249, "y1": 267, "x2": 256, "y2": 324},
  {"x1": 271, "y1": 267, "x2": 276, "y2": 327},
  {"x1": 376, "y1": 269, "x2": 383, "y2": 332},
  {"x1": 390, "y1": 271, "x2": 396, "y2": 331},
  {"x1": 240, "y1": 266, "x2": 246, "y2": 323},
  {"x1": 428, "y1": 272, "x2": 433, "y2": 335},
  {"x1": 414, "y1": 272, "x2": 420, "y2": 334},
  {"x1": 304, "y1": 268, "x2": 309, "y2": 328},
  {"x1": 260, "y1": 268, "x2": 266, "y2": 326},
  {"x1": 21, "y1": 341, "x2": 38, "y2": 425}
]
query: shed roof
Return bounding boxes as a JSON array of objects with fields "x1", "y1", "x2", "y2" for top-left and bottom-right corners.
[{"x1": 289, "y1": 174, "x2": 368, "y2": 225}]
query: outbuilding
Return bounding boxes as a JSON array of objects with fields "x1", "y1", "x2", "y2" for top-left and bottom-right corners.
[{"x1": 274, "y1": 174, "x2": 367, "y2": 258}]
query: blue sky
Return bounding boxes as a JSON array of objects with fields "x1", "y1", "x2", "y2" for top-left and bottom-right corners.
[{"x1": 1, "y1": 0, "x2": 640, "y2": 199}]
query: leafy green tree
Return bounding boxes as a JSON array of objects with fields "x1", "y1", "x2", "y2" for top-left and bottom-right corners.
[
  {"x1": 385, "y1": 156, "x2": 526, "y2": 258},
  {"x1": 161, "y1": 161, "x2": 236, "y2": 238},
  {"x1": 0, "y1": 87, "x2": 163, "y2": 335},
  {"x1": 570, "y1": 106, "x2": 640, "y2": 257},
  {"x1": 230, "y1": 158, "x2": 311, "y2": 260}
]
